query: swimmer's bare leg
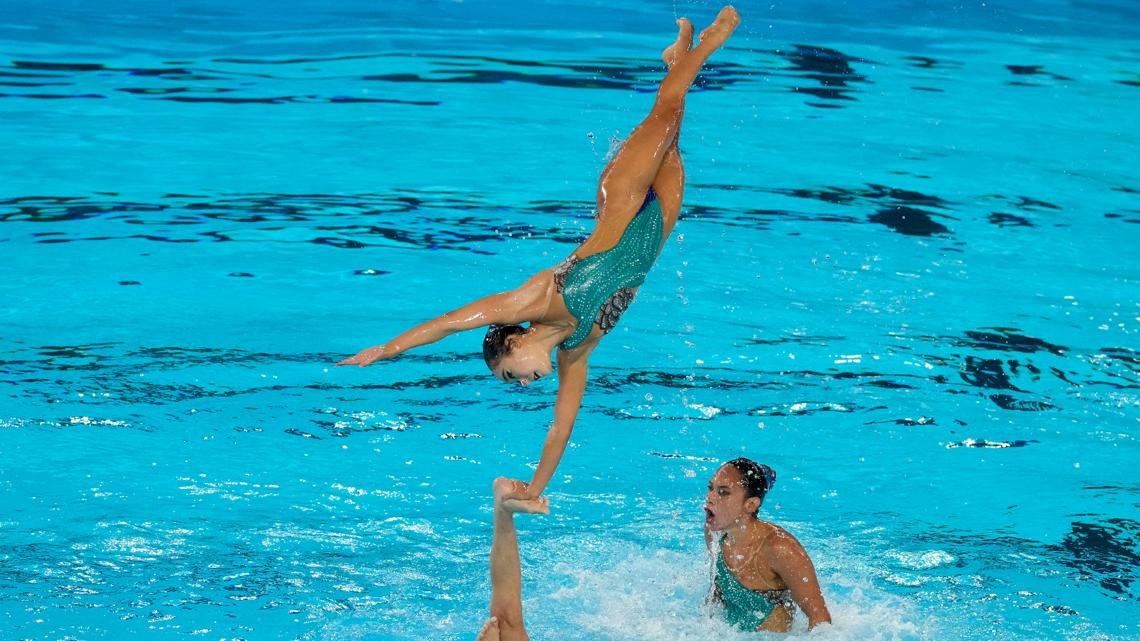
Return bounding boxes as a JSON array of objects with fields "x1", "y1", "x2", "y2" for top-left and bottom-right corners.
[
  {"x1": 485, "y1": 478, "x2": 548, "y2": 641},
  {"x1": 652, "y1": 141, "x2": 685, "y2": 241},
  {"x1": 651, "y1": 18, "x2": 689, "y2": 239},
  {"x1": 652, "y1": 25, "x2": 692, "y2": 239},
  {"x1": 595, "y1": 7, "x2": 739, "y2": 219}
]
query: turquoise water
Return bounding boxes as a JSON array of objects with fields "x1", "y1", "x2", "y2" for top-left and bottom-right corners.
[{"x1": 1, "y1": 1, "x2": 1138, "y2": 640}]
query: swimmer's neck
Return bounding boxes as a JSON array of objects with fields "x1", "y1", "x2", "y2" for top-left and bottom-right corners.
[
  {"x1": 723, "y1": 516, "x2": 763, "y2": 547},
  {"x1": 526, "y1": 321, "x2": 573, "y2": 349}
]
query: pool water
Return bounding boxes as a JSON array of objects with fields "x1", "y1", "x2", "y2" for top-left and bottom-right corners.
[{"x1": 1, "y1": 1, "x2": 1137, "y2": 640}]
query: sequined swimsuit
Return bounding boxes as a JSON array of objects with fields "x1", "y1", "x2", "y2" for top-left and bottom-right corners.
[
  {"x1": 553, "y1": 190, "x2": 664, "y2": 351},
  {"x1": 713, "y1": 544, "x2": 795, "y2": 630}
]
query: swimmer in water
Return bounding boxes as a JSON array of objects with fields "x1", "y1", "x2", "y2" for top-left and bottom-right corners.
[
  {"x1": 705, "y1": 458, "x2": 832, "y2": 632},
  {"x1": 339, "y1": 7, "x2": 741, "y2": 504}
]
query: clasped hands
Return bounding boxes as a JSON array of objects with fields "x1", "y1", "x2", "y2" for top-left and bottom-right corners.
[{"x1": 493, "y1": 477, "x2": 550, "y2": 514}]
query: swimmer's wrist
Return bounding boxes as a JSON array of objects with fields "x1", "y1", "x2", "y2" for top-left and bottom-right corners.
[{"x1": 519, "y1": 480, "x2": 541, "y2": 500}]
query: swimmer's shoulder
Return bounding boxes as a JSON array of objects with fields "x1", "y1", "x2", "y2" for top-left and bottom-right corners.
[
  {"x1": 520, "y1": 268, "x2": 566, "y2": 321},
  {"x1": 764, "y1": 522, "x2": 814, "y2": 566}
]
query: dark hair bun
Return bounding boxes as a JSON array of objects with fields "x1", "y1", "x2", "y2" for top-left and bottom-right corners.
[
  {"x1": 483, "y1": 324, "x2": 526, "y2": 369},
  {"x1": 726, "y1": 457, "x2": 776, "y2": 510}
]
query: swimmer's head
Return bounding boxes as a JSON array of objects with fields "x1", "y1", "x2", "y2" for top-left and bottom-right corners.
[
  {"x1": 727, "y1": 457, "x2": 776, "y2": 516},
  {"x1": 484, "y1": 324, "x2": 553, "y2": 387},
  {"x1": 705, "y1": 458, "x2": 776, "y2": 530},
  {"x1": 483, "y1": 323, "x2": 525, "y2": 369}
]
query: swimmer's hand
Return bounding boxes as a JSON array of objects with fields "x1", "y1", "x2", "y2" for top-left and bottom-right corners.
[
  {"x1": 493, "y1": 477, "x2": 550, "y2": 514},
  {"x1": 336, "y1": 344, "x2": 390, "y2": 367}
]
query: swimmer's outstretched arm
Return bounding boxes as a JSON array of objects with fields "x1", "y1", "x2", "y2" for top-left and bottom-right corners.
[{"x1": 337, "y1": 273, "x2": 552, "y2": 367}]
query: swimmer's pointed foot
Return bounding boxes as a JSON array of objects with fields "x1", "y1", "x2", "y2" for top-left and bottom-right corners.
[
  {"x1": 697, "y1": 6, "x2": 740, "y2": 50},
  {"x1": 662, "y1": 18, "x2": 694, "y2": 67},
  {"x1": 475, "y1": 617, "x2": 500, "y2": 641}
]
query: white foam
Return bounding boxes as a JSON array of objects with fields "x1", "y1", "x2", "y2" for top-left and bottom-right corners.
[
  {"x1": 889, "y1": 550, "x2": 955, "y2": 570},
  {"x1": 539, "y1": 548, "x2": 938, "y2": 641}
]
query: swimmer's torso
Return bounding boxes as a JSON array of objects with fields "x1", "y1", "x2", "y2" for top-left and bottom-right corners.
[
  {"x1": 552, "y1": 191, "x2": 665, "y2": 350},
  {"x1": 715, "y1": 527, "x2": 796, "y2": 632}
]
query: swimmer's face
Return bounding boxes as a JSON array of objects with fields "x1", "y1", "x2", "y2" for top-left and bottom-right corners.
[
  {"x1": 704, "y1": 464, "x2": 759, "y2": 531},
  {"x1": 493, "y1": 337, "x2": 552, "y2": 387}
]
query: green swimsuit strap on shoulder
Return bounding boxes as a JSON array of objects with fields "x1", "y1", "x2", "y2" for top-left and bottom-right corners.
[
  {"x1": 554, "y1": 190, "x2": 665, "y2": 351},
  {"x1": 714, "y1": 547, "x2": 795, "y2": 631}
]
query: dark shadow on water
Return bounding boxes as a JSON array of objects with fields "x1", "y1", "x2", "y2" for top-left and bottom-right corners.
[
  {"x1": 869, "y1": 205, "x2": 953, "y2": 236},
  {"x1": 1050, "y1": 519, "x2": 1139, "y2": 599},
  {"x1": 776, "y1": 44, "x2": 872, "y2": 107}
]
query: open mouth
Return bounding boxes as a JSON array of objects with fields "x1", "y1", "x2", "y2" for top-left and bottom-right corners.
[{"x1": 704, "y1": 507, "x2": 714, "y2": 522}]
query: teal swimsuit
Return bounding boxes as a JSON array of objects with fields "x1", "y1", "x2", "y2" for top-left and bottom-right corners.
[
  {"x1": 713, "y1": 546, "x2": 795, "y2": 631},
  {"x1": 554, "y1": 190, "x2": 665, "y2": 350}
]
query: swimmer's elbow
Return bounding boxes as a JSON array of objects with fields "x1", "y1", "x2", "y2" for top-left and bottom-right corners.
[
  {"x1": 547, "y1": 419, "x2": 574, "y2": 443},
  {"x1": 807, "y1": 610, "x2": 833, "y2": 630}
]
